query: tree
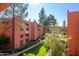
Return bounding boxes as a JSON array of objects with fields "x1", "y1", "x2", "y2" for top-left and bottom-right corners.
[
  {"x1": 63, "y1": 20, "x2": 66, "y2": 29},
  {"x1": 43, "y1": 14, "x2": 57, "y2": 33},
  {"x1": 39, "y1": 8, "x2": 46, "y2": 25},
  {"x1": 41, "y1": 14, "x2": 57, "y2": 27},
  {"x1": 47, "y1": 14, "x2": 57, "y2": 27},
  {"x1": 62, "y1": 20, "x2": 67, "y2": 35},
  {"x1": 1, "y1": 3, "x2": 28, "y2": 19},
  {"x1": 39, "y1": 8, "x2": 57, "y2": 33},
  {"x1": 14, "y1": 3, "x2": 28, "y2": 19}
]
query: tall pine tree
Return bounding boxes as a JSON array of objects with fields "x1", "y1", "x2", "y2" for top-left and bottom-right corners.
[{"x1": 39, "y1": 8, "x2": 46, "y2": 25}]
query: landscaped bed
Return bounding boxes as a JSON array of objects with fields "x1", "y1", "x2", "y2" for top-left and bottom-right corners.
[
  {"x1": 22, "y1": 42, "x2": 48, "y2": 56},
  {"x1": 20, "y1": 32, "x2": 68, "y2": 56}
]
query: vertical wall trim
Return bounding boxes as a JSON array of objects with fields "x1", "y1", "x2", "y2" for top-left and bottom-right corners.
[{"x1": 12, "y1": 3, "x2": 15, "y2": 51}]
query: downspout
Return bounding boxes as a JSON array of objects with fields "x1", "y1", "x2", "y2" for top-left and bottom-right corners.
[{"x1": 12, "y1": 3, "x2": 15, "y2": 52}]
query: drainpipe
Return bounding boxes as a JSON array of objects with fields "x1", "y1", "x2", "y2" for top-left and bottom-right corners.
[{"x1": 12, "y1": 3, "x2": 15, "y2": 53}]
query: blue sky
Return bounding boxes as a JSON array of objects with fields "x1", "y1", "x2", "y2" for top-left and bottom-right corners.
[{"x1": 26, "y1": 3, "x2": 79, "y2": 26}]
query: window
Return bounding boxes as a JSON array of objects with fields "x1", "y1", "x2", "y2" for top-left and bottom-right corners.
[
  {"x1": 20, "y1": 40, "x2": 23, "y2": 47},
  {"x1": 20, "y1": 27, "x2": 23, "y2": 31},
  {"x1": 25, "y1": 34, "x2": 29, "y2": 36},
  {"x1": 20, "y1": 28, "x2": 23, "y2": 31},
  {"x1": 26, "y1": 28, "x2": 28, "y2": 31},
  {"x1": 26, "y1": 23, "x2": 28, "y2": 26},
  {"x1": 25, "y1": 38, "x2": 28, "y2": 42},
  {"x1": 20, "y1": 34, "x2": 23, "y2": 38},
  {"x1": 2, "y1": 22, "x2": 4, "y2": 24},
  {"x1": 2, "y1": 20, "x2": 8, "y2": 24}
]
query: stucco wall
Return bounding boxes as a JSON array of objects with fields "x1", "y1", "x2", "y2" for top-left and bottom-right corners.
[{"x1": 67, "y1": 11, "x2": 79, "y2": 55}]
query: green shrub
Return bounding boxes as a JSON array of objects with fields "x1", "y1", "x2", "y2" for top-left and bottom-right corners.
[
  {"x1": 23, "y1": 53, "x2": 35, "y2": 56},
  {"x1": 0, "y1": 34, "x2": 10, "y2": 46},
  {"x1": 27, "y1": 53, "x2": 35, "y2": 56},
  {"x1": 23, "y1": 53, "x2": 26, "y2": 56},
  {"x1": 37, "y1": 45, "x2": 47, "y2": 56},
  {"x1": 43, "y1": 33, "x2": 68, "y2": 56},
  {"x1": 23, "y1": 43, "x2": 47, "y2": 56}
]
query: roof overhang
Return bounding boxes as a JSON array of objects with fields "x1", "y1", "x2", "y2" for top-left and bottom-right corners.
[{"x1": 0, "y1": 3, "x2": 12, "y2": 12}]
